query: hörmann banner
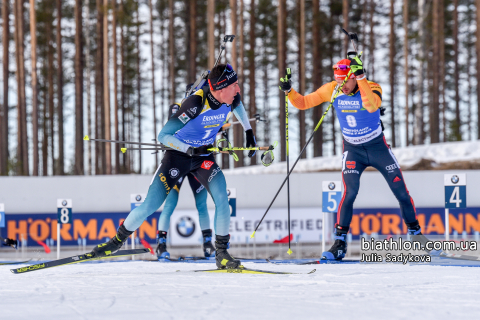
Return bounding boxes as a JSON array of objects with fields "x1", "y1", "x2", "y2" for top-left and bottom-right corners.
[{"x1": 2, "y1": 208, "x2": 480, "y2": 246}]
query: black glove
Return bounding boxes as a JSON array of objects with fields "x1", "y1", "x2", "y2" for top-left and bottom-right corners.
[
  {"x1": 245, "y1": 129, "x2": 256, "y2": 157},
  {"x1": 349, "y1": 55, "x2": 364, "y2": 77},
  {"x1": 186, "y1": 144, "x2": 214, "y2": 156},
  {"x1": 2, "y1": 237, "x2": 18, "y2": 249},
  {"x1": 279, "y1": 68, "x2": 292, "y2": 92}
]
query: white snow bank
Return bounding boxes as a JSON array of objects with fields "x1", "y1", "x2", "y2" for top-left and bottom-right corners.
[{"x1": 226, "y1": 140, "x2": 480, "y2": 175}]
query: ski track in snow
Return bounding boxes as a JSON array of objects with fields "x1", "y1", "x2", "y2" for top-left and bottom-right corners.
[{"x1": 1, "y1": 261, "x2": 480, "y2": 320}]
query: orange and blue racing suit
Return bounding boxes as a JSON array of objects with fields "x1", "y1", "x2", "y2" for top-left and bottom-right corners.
[{"x1": 288, "y1": 78, "x2": 417, "y2": 230}]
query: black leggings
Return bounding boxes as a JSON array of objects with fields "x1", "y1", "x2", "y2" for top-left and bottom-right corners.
[{"x1": 337, "y1": 134, "x2": 417, "y2": 228}]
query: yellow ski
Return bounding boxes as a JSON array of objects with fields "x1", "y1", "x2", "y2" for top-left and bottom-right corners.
[{"x1": 176, "y1": 265, "x2": 316, "y2": 275}]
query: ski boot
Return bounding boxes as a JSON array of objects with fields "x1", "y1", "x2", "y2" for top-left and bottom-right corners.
[
  {"x1": 321, "y1": 225, "x2": 348, "y2": 260},
  {"x1": 1, "y1": 237, "x2": 18, "y2": 249},
  {"x1": 202, "y1": 229, "x2": 215, "y2": 258},
  {"x1": 156, "y1": 231, "x2": 170, "y2": 259},
  {"x1": 215, "y1": 234, "x2": 241, "y2": 269},
  {"x1": 407, "y1": 221, "x2": 441, "y2": 256},
  {"x1": 92, "y1": 224, "x2": 132, "y2": 257}
]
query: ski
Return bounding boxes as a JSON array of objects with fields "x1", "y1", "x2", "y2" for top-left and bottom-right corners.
[
  {"x1": 437, "y1": 252, "x2": 480, "y2": 262},
  {"x1": 176, "y1": 265, "x2": 316, "y2": 275},
  {"x1": 165, "y1": 256, "x2": 210, "y2": 262},
  {"x1": 165, "y1": 256, "x2": 260, "y2": 262},
  {"x1": 10, "y1": 248, "x2": 151, "y2": 274},
  {"x1": 266, "y1": 258, "x2": 360, "y2": 265},
  {"x1": 0, "y1": 259, "x2": 32, "y2": 265}
]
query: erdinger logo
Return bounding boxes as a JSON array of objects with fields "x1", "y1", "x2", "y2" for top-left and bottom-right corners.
[
  {"x1": 176, "y1": 216, "x2": 196, "y2": 238},
  {"x1": 201, "y1": 161, "x2": 214, "y2": 170},
  {"x1": 203, "y1": 114, "x2": 225, "y2": 122},
  {"x1": 346, "y1": 161, "x2": 356, "y2": 169}
]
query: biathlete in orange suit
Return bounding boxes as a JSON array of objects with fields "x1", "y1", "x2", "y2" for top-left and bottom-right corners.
[{"x1": 279, "y1": 55, "x2": 434, "y2": 260}]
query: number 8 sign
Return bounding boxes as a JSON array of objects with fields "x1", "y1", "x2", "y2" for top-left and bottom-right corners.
[{"x1": 57, "y1": 199, "x2": 73, "y2": 224}]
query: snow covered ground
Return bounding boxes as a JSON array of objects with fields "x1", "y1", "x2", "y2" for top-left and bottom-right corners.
[{"x1": 2, "y1": 260, "x2": 480, "y2": 320}]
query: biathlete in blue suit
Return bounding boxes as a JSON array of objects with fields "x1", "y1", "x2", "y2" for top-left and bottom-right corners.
[
  {"x1": 155, "y1": 103, "x2": 226, "y2": 259},
  {"x1": 92, "y1": 64, "x2": 256, "y2": 269}
]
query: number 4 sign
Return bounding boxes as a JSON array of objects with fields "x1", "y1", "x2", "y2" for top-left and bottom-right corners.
[
  {"x1": 444, "y1": 174, "x2": 466, "y2": 209},
  {"x1": 444, "y1": 174, "x2": 466, "y2": 242}
]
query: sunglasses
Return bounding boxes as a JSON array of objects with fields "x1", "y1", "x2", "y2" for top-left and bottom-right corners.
[{"x1": 333, "y1": 64, "x2": 350, "y2": 71}]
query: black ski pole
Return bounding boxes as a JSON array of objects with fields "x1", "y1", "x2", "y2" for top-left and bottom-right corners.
[
  {"x1": 250, "y1": 69, "x2": 354, "y2": 239},
  {"x1": 185, "y1": 35, "x2": 235, "y2": 98},
  {"x1": 284, "y1": 68, "x2": 292, "y2": 255},
  {"x1": 83, "y1": 135, "x2": 162, "y2": 147}
]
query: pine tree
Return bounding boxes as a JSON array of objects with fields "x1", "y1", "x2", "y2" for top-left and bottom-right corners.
[
  {"x1": 75, "y1": 0, "x2": 84, "y2": 174},
  {"x1": 298, "y1": 0, "x2": 306, "y2": 158},
  {"x1": 248, "y1": 0, "x2": 257, "y2": 165},
  {"x1": 104, "y1": 0, "x2": 112, "y2": 174},
  {"x1": 30, "y1": 0, "x2": 39, "y2": 176},
  {"x1": 1, "y1": 0, "x2": 9, "y2": 175},
  {"x1": 56, "y1": 0, "x2": 64, "y2": 175},
  {"x1": 14, "y1": 0, "x2": 29, "y2": 175},
  {"x1": 389, "y1": 0, "x2": 396, "y2": 147}
]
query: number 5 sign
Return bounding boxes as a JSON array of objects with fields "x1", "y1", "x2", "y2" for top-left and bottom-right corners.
[
  {"x1": 322, "y1": 181, "x2": 342, "y2": 213},
  {"x1": 321, "y1": 181, "x2": 342, "y2": 253}
]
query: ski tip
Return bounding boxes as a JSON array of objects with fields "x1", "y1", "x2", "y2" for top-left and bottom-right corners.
[
  {"x1": 308, "y1": 269, "x2": 316, "y2": 274},
  {"x1": 83, "y1": 135, "x2": 90, "y2": 141},
  {"x1": 250, "y1": 231, "x2": 256, "y2": 239},
  {"x1": 121, "y1": 148, "x2": 127, "y2": 153},
  {"x1": 287, "y1": 248, "x2": 293, "y2": 255}
]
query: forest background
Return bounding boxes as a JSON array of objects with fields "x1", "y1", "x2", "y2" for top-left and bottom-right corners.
[{"x1": 0, "y1": 0, "x2": 478, "y2": 176}]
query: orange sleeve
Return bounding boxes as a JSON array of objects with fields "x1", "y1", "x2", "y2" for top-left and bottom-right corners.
[
  {"x1": 287, "y1": 81, "x2": 337, "y2": 110},
  {"x1": 358, "y1": 79, "x2": 382, "y2": 113}
]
